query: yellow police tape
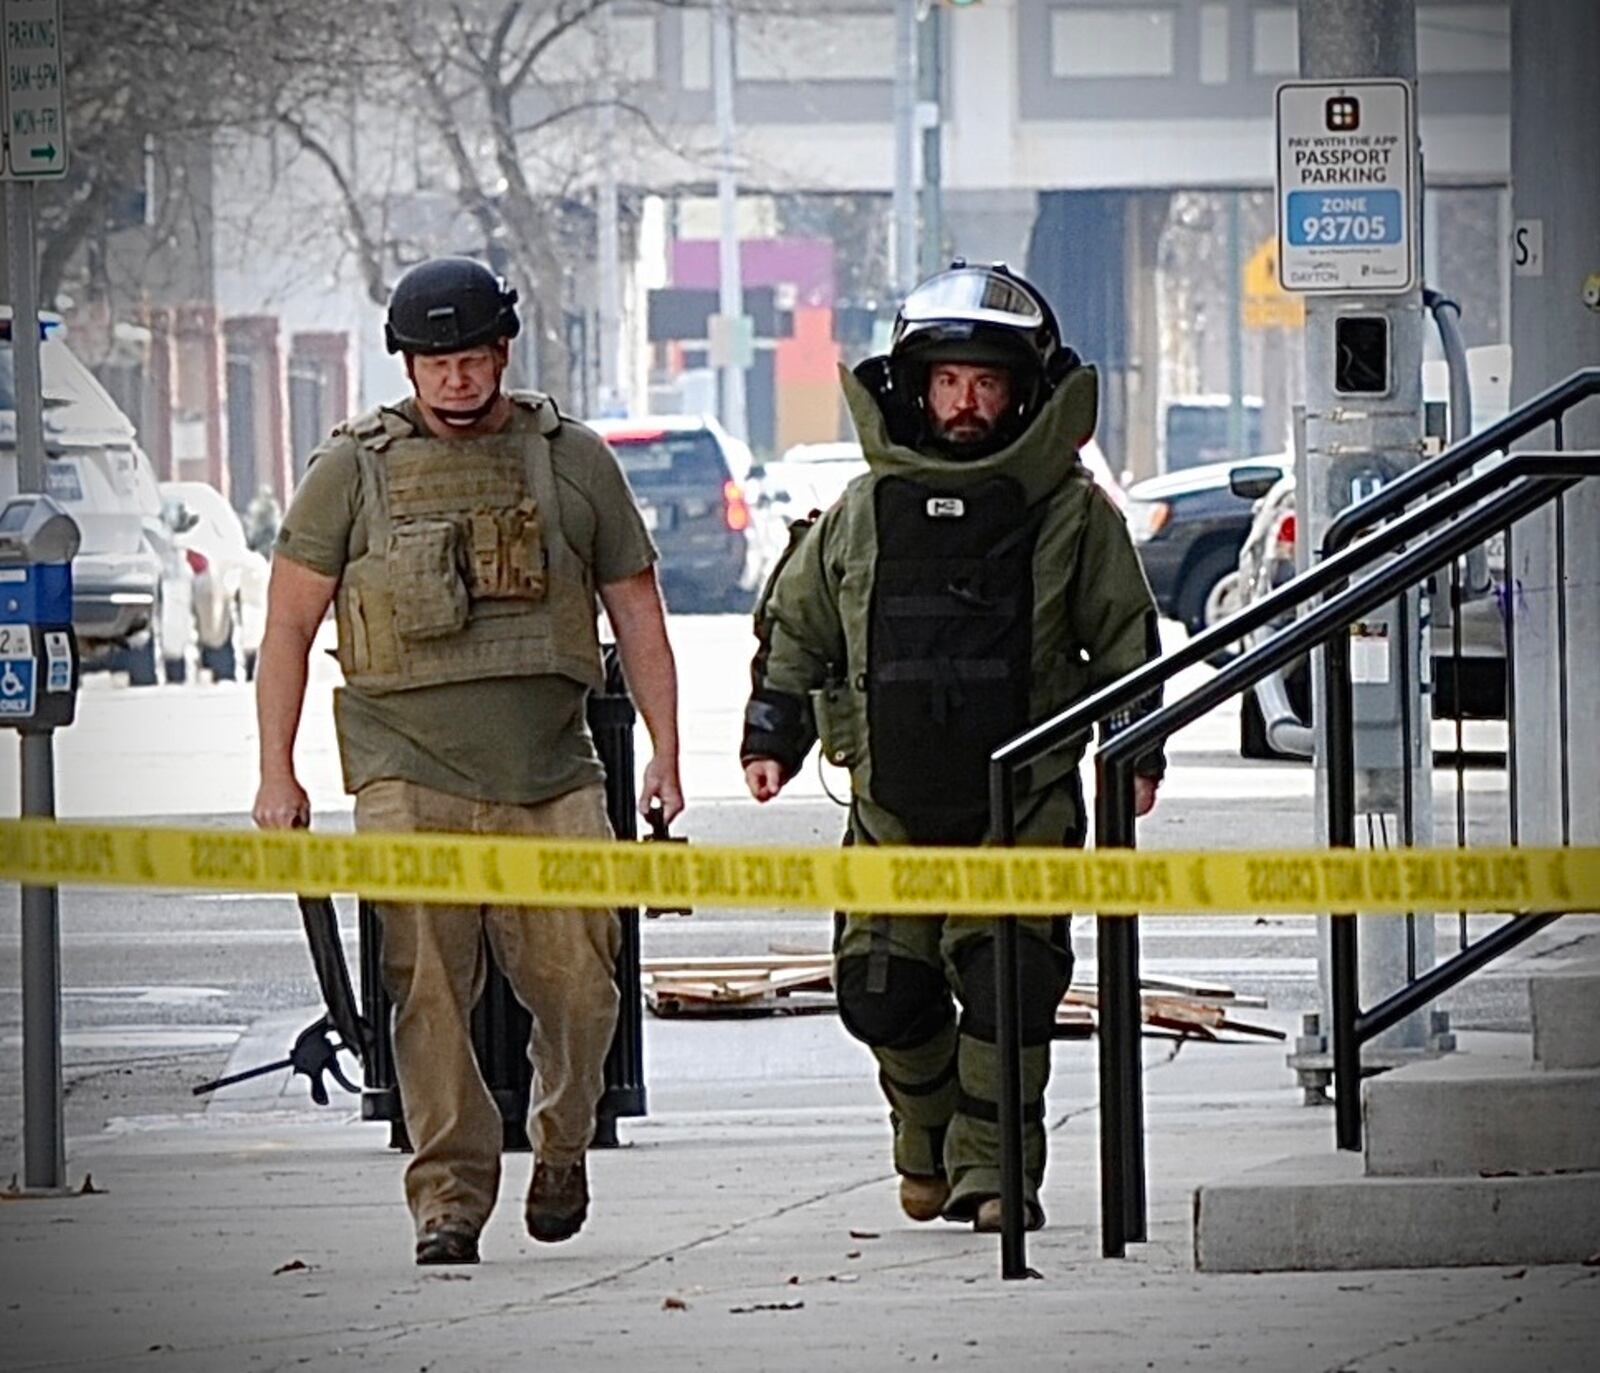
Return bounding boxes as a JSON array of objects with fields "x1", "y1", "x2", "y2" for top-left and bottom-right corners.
[{"x1": 1, "y1": 819, "x2": 1597, "y2": 917}]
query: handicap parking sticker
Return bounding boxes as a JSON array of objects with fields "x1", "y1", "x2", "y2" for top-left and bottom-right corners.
[{"x1": 0, "y1": 658, "x2": 36, "y2": 717}]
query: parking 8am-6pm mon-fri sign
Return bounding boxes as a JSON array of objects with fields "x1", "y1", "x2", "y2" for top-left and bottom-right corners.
[
  {"x1": 1275, "y1": 79, "x2": 1415, "y2": 294},
  {"x1": 1, "y1": 0, "x2": 66, "y2": 180}
]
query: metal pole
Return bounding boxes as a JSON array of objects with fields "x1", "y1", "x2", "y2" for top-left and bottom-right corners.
[
  {"x1": 20, "y1": 731, "x2": 65, "y2": 1190},
  {"x1": 7, "y1": 179, "x2": 67, "y2": 1192},
  {"x1": 1093, "y1": 754, "x2": 1145, "y2": 1256},
  {"x1": 710, "y1": 0, "x2": 747, "y2": 440},
  {"x1": 917, "y1": 3, "x2": 944, "y2": 279},
  {"x1": 1227, "y1": 191, "x2": 1245, "y2": 456},
  {"x1": 1509, "y1": 0, "x2": 1600, "y2": 852},
  {"x1": 1324, "y1": 629, "x2": 1364, "y2": 1150},
  {"x1": 7, "y1": 182, "x2": 46, "y2": 493},
  {"x1": 1298, "y1": 0, "x2": 1433, "y2": 1055},
  {"x1": 987, "y1": 758, "x2": 1029, "y2": 1278},
  {"x1": 596, "y1": 9, "x2": 623, "y2": 416},
  {"x1": 892, "y1": 0, "x2": 918, "y2": 294}
]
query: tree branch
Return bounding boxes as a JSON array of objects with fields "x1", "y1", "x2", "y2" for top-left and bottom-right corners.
[{"x1": 276, "y1": 113, "x2": 390, "y2": 307}]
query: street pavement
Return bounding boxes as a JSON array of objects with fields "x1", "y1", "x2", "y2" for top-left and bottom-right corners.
[{"x1": 3, "y1": 614, "x2": 1595, "y2": 1368}]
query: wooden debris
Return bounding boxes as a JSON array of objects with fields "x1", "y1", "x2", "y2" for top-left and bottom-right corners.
[{"x1": 641, "y1": 952, "x2": 1285, "y2": 1041}]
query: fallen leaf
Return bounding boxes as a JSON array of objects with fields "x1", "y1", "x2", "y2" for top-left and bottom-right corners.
[
  {"x1": 78, "y1": 1174, "x2": 106, "y2": 1196},
  {"x1": 273, "y1": 1260, "x2": 310, "y2": 1276},
  {"x1": 848, "y1": 1229, "x2": 880, "y2": 1241},
  {"x1": 846, "y1": 1250, "x2": 861, "y2": 1260},
  {"x1": 786, "y1": 1275, "x2": 801, "y2": 1286},
  {"x1": 662, "y1": 1296, "x2": 688, "y2": 1311},
  {"x1": 1503, "y1": 1268, "x2": 1527, "y2": 1280},
  {"x1": 729, "y1": 1301, "x2": 804, "y2": 1315}
]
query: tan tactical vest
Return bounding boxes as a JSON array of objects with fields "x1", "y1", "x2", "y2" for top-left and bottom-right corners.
[{"x1": 332, "y1": 393, "x2": 603, "y2": 694}]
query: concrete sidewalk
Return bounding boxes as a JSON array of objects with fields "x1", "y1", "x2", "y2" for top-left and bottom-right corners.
[{"x1": 4, "y1": 1017, "x2": 1598, "y2": 1372}]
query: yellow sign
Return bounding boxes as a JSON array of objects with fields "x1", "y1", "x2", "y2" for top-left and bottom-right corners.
[
  {"x1": 1, "y1": 820, "x2": 1595, "y2": 918},
  {"x1": 1243, "y1": 236, "x2": 1305, "y2": 330}
]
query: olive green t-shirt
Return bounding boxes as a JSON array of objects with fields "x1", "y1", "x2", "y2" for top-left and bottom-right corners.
[{"x1": 276, "y1": 399, "x2": 656, "y2": 804}]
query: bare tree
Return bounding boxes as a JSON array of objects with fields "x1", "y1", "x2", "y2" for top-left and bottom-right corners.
[
  {"x1": 33, "y1": 0, "x2": 367, "y2": 312},
  {"x1": 275, "y1": 1, "x2": 723, "y2": 391}
]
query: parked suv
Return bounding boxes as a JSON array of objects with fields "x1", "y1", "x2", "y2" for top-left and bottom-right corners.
[
  {"x1": 1, "y1": 310, "x2": 163, "y2": 681},
  {"x1": 587, "y1": 414, "x2": 765, "y2": 612},
  {"x1": 1124, "y1": 454, "x2": 1290, "y2": 646}
]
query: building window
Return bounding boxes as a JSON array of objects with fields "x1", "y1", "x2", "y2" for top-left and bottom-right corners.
[
  {"x1": 1199, "y1": 3, "x2": 1230, "y2": 86},
  {"x1": 740, "y1": 13, "x2": 896, "y2": 83},
  {"x1": 1050, "y1": 7, "x2": 1177, "y2": 79},
  {"x1": 1418, "y1": 5, "x2": 1509, "y2": 73},
  {"x1": 1253, "y1": 4, "x2": 1510, "y2": 79},
  {"x1": 1252, "y1": 6, "x2": 1297, "y2": 76},
  {"x1": 533, "y1": 14, "x2": 657, "y2": 83}
]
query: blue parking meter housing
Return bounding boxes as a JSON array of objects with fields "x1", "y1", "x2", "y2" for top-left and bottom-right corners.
[{"x1": 0, "y1": 495, "x2": 82, "y2": 732}]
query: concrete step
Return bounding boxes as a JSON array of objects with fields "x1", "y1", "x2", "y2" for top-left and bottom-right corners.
[
  {"x1": 1531, "y1": 966, "x2": 1600, "y2": 1070},
  {"x1": 1363, "y1": 1045, "x2": 1600, "y2": 1177},
  {"x1": 1194, "y1": 1151, "x2": 1600, "y2": 1272}
]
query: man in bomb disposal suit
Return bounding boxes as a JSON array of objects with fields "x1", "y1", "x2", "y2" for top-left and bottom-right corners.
[
  {"x1": 254, "y1": 257, "x2": 682, "y2": 1265},
  {"x1": 743, "y1": 263, "x2": 1163, "y2": 1232}
]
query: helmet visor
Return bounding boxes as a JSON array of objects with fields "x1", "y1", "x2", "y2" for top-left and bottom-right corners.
[{"x1": 898, "y1": 268, "x2": 1046, "y2": 332}]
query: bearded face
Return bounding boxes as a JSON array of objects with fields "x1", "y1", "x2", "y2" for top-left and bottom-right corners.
[{"x1": 925, "y1": 362, "x2": 1014, "y2": 448}]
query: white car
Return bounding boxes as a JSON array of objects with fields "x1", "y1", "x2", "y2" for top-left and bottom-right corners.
[
  {"x1": 128, "y1": 444, "x2": 198, "y2": 685},
  {"x1": 3, "y1": 310, "x2": 164, "y2": 681},
  {"x1": 159, "y1": 480, "x2": 269, "y2": 681}
]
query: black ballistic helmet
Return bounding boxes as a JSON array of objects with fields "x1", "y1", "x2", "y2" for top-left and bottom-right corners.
[
  {"x1": 859, "y1": 261, "x2": 1080, "y2": 454},
  {"x1": 384, "y1": 256, "x2": 521, "y2": 355}
]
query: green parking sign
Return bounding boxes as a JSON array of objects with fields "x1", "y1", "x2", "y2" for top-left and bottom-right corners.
[{"x1": 1, "y1": 0, "x2": 66, "y2": 180}]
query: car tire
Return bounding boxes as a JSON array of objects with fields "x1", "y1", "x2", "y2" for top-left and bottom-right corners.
[
  {"x1": 126, "y1": 598, "x2": 162, "y2": 687},
  {"x1": 126, "y1": 634, "x2": 159, "y2": 687},
  {"x1": 163, "y1": 656, "x2": 188, "y2": 685},
  {"x1": 1176, "y1": 544, "x2": 1243, "y2": 666},
  {"x1": 1239, "y1": 688, "x2": 1276, "y2": 760},
  {"x1": 201, "y1": 640, "x2": 238, "y2": 682}
]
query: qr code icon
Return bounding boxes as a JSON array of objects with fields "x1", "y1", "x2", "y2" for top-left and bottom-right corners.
[{"x1": 1325, "y1": 96, "x2": 1360, "y2": 132}]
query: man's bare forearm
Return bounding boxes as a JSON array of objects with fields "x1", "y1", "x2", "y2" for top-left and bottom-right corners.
[
  {"x1": 601, "y1": 570, "x2": 680, "y2": 758},
  {"x1": 256, "y1": 622, "x2": 316, "y2": 782}
]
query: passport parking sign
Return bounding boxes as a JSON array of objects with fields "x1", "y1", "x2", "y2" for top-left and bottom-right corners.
[{"x1": 1276, "y1": 79, "x2": 1415, "y2": 294}]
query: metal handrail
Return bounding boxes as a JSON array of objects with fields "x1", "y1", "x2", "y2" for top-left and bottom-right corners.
[
  {"x1": 1322, "y1": 367, "x2": 1600, "y2": 556},
  {"x1": 1088, "y1": 452, "x2": 1596, "y2": 1262},
  {"x1": 991, "y1": 369, "x2": 1600, "y2": 799},
  {"x1": 981, "y1": 369, "x2": 1600, "y2": 1277}
]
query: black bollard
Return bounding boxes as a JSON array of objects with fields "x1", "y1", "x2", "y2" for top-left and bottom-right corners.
[{"x1": 357, "y1": 642, "x2": 647, "y2": 1151}]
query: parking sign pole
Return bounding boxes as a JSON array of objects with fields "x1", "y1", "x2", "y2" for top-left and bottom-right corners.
[
  {"x1": 4, "y1": 10, "x2": 69, "y2": 1188},
  {"x1": 5, "y1": 181, "x2": 46, "y2": 493},
  {"x1": 1289, "y1": 2, "x2": 1435, "y2": 1081},
  {"x1": 19, "y1": 729, "x2": 65, "y2": 1191}
]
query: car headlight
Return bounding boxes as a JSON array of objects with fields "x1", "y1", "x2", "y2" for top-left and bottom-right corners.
[{"x1": 1126, "y1": 500, "x2": 1171, "y2": 544}]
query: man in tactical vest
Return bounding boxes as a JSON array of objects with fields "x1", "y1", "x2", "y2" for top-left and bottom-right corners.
[
  {"x1": 254, "y1": 256, "x2": 682, "y2": 1265},
  {"x1": 742, "y1": 263, "x2": 1163, "y2": 1233}
]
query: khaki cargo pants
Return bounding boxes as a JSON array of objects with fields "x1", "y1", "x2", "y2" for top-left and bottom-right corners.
[{"x1": 355, "y1": 779, "x2": 620, "y2": 1238}]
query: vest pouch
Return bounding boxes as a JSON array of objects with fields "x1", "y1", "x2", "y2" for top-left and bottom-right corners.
[
  {"x1": 467, "y1": 499, "x2": 548, "y2": 601},
  {"x1": 810, "y1": 681, "x2": 862, "y2": 768},
  {"x1": 388, "y1": 519, "x2": 469, "y2": 641}
]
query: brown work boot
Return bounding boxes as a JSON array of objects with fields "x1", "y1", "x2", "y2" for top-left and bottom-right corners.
[
  {"x1": 973, "y1": 1197, "x2": 1045, "y2": 1234},
  {"x1": 526, "y1": 1158, "x2": 589, "y2": 1243},
  {"x1": 898, "y1": 1173, "x2": 951, "y2": 1222},
  {"x1": 415, "y1": 1219, "x2": 480, "y2": 1266}
]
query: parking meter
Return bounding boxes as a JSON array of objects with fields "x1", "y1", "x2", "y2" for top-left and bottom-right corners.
[{"x1": 0, "y1": 495, "x2": 82, "y2": 732}]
